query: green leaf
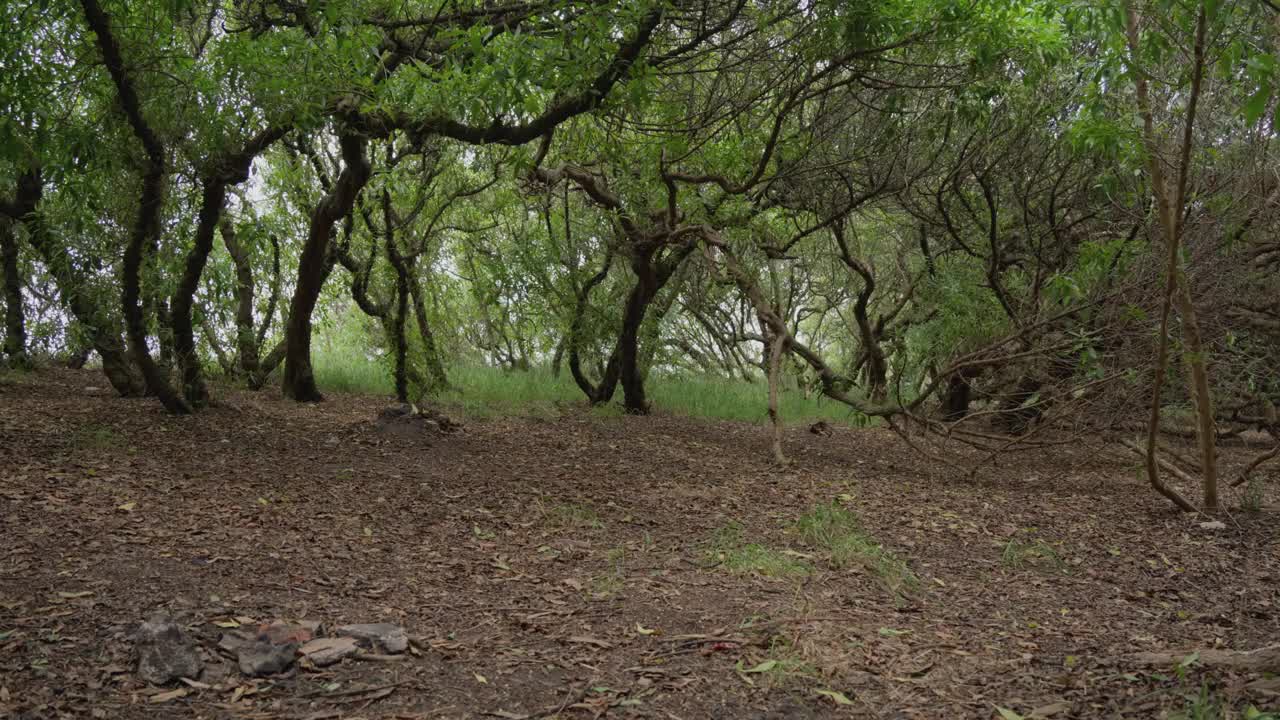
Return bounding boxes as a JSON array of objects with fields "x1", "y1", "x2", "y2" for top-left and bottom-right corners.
[
  {"x1": 1244, "y1": 87, "x2": 1272, "y2": 126},
  {"x1": 996, "y1": 708, "x2": 1025, "y2": 720},
  {"x1": 743, "y1": 659, "x2": 779, "y2": 673}
]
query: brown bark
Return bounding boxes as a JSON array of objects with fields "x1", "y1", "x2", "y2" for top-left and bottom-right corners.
[
  {"x1": 80, "y1": 0, "x2": 189, "y2": 414},
  {"x1": 766, "y1": 330, "x2": 789, "y2": 465},
  {"x1": 172, "y1": 126, "x2": 288, "y2": 407},
  {"x1": 283, "y1": 132, "x2": 371, "y2": 401},
  {"x1": 1, "y1": 217, "x2": 29, "y2": 368},
  {"x1": 567, "y1": 251, "x2": 620, "y2": 404},
  {"x1": 1126, "y1": 1, "x2": 1212, "y2": 513}
]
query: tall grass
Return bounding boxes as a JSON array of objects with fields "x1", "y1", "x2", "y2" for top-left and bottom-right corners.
[{"x1": 312, "y1": 343, "x2": 870, "y2": 426}]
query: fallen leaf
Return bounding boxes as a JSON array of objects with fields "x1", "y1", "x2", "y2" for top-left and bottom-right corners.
[
  {"x1": 567, "y1": 635, "x2": 612, "y2": 649},
  {"x1": 117, "y1": 502, "x2": 136, "y2": 512},
  {"x1": 815, "y1": 688, "x2": 854, "y2": 705},
  {"x1": 57, "y1": 591, "x2": 94, "y2": 600},
  {"x1": 635, "y1": 623, "x2": 656, "y2": 635},
  {"x1": 996, "y1": 708, "x2": 1025, "y2": 720},
  {"x1": 743, "y1": 659, "x2": 778, "y2": 673},
  {"x1": 1030, "y1": 701, "x2": 1071, "y2": 717},
  {"x1": 474, "y1": 672, "x2": 487, "y2": 684}
]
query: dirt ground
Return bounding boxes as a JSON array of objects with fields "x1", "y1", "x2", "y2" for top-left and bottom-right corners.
[{"x1": 1, "y1": 369, "x2": 1277, "y2": 719}]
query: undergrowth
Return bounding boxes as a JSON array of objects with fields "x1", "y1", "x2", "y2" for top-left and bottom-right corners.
[
  {"x1": 709, "y1": 522, "x2": 811, "y2": 578},
  {"x1": 310, "y1": 342, "x2": 870, "y2": 426},
  {"x1": 795, "y1": 502, "x2": 916, "y2": 592},
  {"x1": 1000, "y1": 535, "x2": 1066, "y2": 571}
]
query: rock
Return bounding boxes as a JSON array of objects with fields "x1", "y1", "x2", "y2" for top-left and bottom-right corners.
[
  {"x1": 809, "y1": 421, "x2": 832, "y2": 436},
  {"x1": 135, "y1": 615, "x2": 203, "y2": 685},
  {"x1": 217, "y1": 630, "x2": 254, "y2": 654},
  {"x1": 219, "y1": 623, "x2": 310, "y2": 677},
  {"x1": 335, "y1": 623, "x2": 409, "y2": 654},
  {"x1": 236, "y1": 640, "x2": 296, "y2": 677},
  {"x1": 299, "y1": 636, "x2": 359, "y2": 666}
]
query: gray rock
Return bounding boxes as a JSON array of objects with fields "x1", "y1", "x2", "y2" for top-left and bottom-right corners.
[
  {"x1": 335, "y1": 623, "x2": 409, "y2": 653},
  {"x1": 299, "y1": 636, "x2": 359, "y2": 666},
  {"x1": 236, "y1": 640, "x2": 297, "y2": 677},
  {"x1": 135, "y1": 615, "x2": 203, "y2": 685}
]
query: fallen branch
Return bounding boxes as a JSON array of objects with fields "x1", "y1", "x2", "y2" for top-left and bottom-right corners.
[
  {"x1": 1127, "y1": 645, "x2": 1280, "y2": 672},
  {"x1": 1232, "y1": 443, "x2": 1279, "y2": 487}
]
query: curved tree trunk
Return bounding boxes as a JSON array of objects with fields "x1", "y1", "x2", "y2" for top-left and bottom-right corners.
[
  {"x1": 171, "y1": 183, "x2": 225, "y2": 407},
  {"x1": 6, "y1": 168, "x2": 142, "y2": 394},
  {"x1": 619, "y1": 242, "x2": 696, "y2": 414},
  {"x1": 80, "y1": 0, "x2": 189, "y2": 414},
  {"x1": 283, "y1": 132, "x2": 371, "y2": 402},
  {"x1": 172, "y1": 127, "x2": 287, "y2": 405},
  {"x1": 618, "y1": 271, "x2": 658, "y2": 413},
  {"x1": 567, "y1": 251, "x2": 620, "y2": 404}
]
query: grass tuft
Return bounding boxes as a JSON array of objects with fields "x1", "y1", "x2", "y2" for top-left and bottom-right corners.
[
  {"x1": 73, "y1": 424, "x2": 123, "y2": 451},
  {"x1": 709, "y1": 522, "x2": 811, "y2": 578},
  {"x1": 1001, "y1": 537, "x2": 1065, "y2": 571},
  {"x1": 795, "y1": 503, "x2": 915, "y2": 591},
  {"x1": 536, "y1": 500, "x2": 604, "y2": 530}
]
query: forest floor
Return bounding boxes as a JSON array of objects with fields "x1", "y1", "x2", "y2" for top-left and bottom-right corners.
[{"x1": 1, "y1": 369, "x2": 1278, "y2": 720}]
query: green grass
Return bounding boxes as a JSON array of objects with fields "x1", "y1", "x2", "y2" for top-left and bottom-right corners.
[
  {"x1": 312, "y1": 342, "x2": 870, "y2": 426},
  {"x1": 709, "y1": 522, "x2": 811, "y2": 578},
  {"x1": 1001, "y1": 537, "x2": 1065, "y2": 571},
  {"x1": 73, "y1": 424, "x2": 123, "y2": 450},
  {"x1": 311, "y1": 346, "x2": 395, "y2": 395},
  {"x1": 795, "y1": 503, "x2": 916, "y2": 592},
  {"x1": 536, "y1": 500, "x2": 604, "y2": 530}
]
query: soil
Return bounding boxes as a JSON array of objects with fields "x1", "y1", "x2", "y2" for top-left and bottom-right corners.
[{"x1": 1, "y1": 368, "x2": 1277, "y2": 719}]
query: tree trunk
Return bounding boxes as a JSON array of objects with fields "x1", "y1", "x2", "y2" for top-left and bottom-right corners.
[
  {"x1": 80, "y1": 0, "x2": 189, "y2": 414},
  {"x1": 550, "y1": 334, "x2": 566, "y2": 378},
  {"x1": 283, "y1": 132, "x2": 371, "y2": 401},
  {"x1": 619, "y1": 270, "x2": 658, "y2": 414},
  {"x1": 1, "y1": 218, "x2": 30, "y2": 368},
  {"x1": 11, "y1": 169, "x2": 142, "y2": 395},
  {"x1": 767, "y1": 330, "x2": 788, "y2": 465},
  {"x1": 567, "y1": 251, "x2": 620, "y2": 404},
  {"x1": 255, "y1": 233, "x2": 282, "y2": 351},
  {"x1": 407, "y1": 273, "x2": 448, "y2": 393},
  {"x1": 391, "y1": 275, "x2": 410, "y2": 404},
  {"x1": 220, "y1": 217, "x2": 260, "y2": 376},
  {"x1": 171, "y1": 182, "x2": 225, "y2": 407},
  {"x1": 1174, "y1": 283, "x2": 1218, "y2": 511},
  {"x1": 1126, "y1": 0, "x2": 1210, "y2": 513},
  {"x1": 942, "y1": 372, "x2": 972, "y2": 421}
]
